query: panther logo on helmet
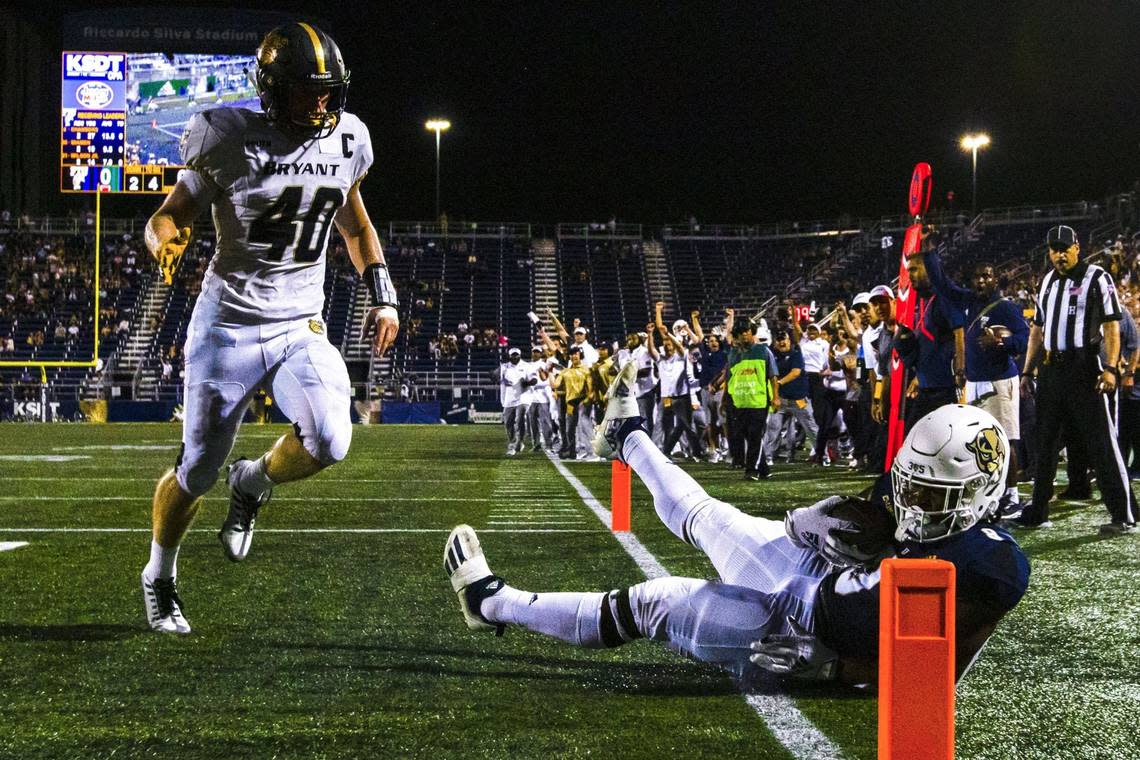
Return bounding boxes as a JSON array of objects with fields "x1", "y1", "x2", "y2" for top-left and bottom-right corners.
[{"x1": 966, "y1": 426, "x2": 1005, "y2": 478}]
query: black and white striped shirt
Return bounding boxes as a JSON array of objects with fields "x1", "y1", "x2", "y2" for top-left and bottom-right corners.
[{"x1": 1033, "y1": 262, "x2": 1121, "y2": 351}]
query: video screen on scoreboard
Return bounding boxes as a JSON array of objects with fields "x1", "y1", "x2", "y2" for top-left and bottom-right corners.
[{"x1": 61, "y1": 51, "x2": 259, "y2": 194}]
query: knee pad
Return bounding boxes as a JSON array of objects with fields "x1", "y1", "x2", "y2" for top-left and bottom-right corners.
[
  {"x1": 175, "y1": 442, "x2": 226, "y2": 497},
  {"x1": 628, "y1": 577, "x2": 704, "y2": 642},
  {"x1": 311, "y1": 414, "x2": 352, "y2": 466},
  {"x1": 176, "y1": 380, "x2": 245, "y2": 496}
]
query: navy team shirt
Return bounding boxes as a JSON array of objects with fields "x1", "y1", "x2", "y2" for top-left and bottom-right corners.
[
  {"x1": 771, "y1": 345, "x2": 809, "y2": 400},
  {"x1": 815, "y1": 522, "x2": 1030, "y2": 660},
  {"x1": 923, "y1": 248, "x2": 1029, "y2": 382}
]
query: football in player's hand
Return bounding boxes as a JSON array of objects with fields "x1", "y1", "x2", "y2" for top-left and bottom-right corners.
[{"x1": 784, "y1": 495, "x2": 897, "y2": 569}]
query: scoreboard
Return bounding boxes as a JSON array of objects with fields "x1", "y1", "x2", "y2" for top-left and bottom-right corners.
[{"x1": 60, "y1": 51, "x2": 186, "y2": 194}]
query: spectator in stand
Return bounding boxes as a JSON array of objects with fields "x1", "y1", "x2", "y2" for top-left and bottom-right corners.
[
  {"x1": 922, "y1": 242, "x2": 1030, "y2": 514},
  {"x1": 763, "y1": 327, "x2": 818, "y2": 464},
  {"x1": 892, "y1": 248, "x2": 966, "y2": 432}
]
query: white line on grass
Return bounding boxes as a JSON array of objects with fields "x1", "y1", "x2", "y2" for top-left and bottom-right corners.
[
  {"x1": 544, "y1": 452, "x2": 846, "y2": 760},
  {"x1": 0, "y1": 496, "x2": 562, "y2": 503},
  {"x1": 0, "y1": 528, "x2": 600, "y2": 534},
  {"x1": 1, "y1": 477, "x2": 488, "y2": 484},
  {"x1": 0, "y1": 541, "x2": 29, "y2": 551}
]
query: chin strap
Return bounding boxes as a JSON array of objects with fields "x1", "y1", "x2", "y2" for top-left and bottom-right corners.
[{"x1": 364, "y1": 263, "x2": 399, "y2": 309}]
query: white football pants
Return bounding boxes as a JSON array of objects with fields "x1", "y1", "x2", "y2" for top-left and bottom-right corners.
[{"x1": 175, "y1": 295, "x2": 352, "y2": 496}]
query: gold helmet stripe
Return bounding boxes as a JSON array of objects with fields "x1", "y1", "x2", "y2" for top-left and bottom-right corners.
[{"x1": 296, "y1": 22, "x2": 326, "y2": 74}]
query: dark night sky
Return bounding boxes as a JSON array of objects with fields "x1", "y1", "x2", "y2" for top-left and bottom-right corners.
[{"x1": 18, "y1": 1, "x2": 1140, "y2": 223}]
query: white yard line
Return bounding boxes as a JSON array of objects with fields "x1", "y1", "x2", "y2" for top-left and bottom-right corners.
[
  {"x1": 0, "y1": 527, "x2": 600, "y2": 534},
  {"x1": 1, "y1": 477, "x2": 487, "y2": 484},
  {"x1": 0, "y1": 496, "x2": 503, "y2": 503},
  {"x1": 0, "y1": 541, "x2": 28, "y2": 552},
  {"x1": 544, "y1": 452, "x2": 845, "y2": 760}
]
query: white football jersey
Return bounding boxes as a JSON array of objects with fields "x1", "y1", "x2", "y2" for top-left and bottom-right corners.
[{"x1": 179, "y1": 107, "x2": 373, "y2": 321}]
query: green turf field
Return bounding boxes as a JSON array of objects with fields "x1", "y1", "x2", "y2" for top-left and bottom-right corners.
[{"x1": 0, "y1": 423, "x2": 1136, "y2": 759}]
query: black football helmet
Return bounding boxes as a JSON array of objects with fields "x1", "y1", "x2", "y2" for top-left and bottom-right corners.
[{"x1": 253, "y1": 22, "x2": 350, "y2": 139}]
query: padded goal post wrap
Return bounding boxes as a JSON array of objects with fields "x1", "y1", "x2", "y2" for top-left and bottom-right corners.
[
  {"x1": 878, "y1": 557, "x2": 955, "y2": 760},
  {"x1": 611, "y1": 460, "x2": 631, "y2": 532},
  {"x1": 364, "y1": 262, "x2": 399, "y2": 308}
]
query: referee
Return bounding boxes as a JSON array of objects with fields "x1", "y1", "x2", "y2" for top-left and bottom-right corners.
[{"x1": 1018, "y1": 225, "x2": 1137, "y2": 534}]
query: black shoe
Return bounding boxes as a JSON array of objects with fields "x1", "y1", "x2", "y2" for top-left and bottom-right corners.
[
  {"x1": 1058, "y1": 488, "x2": 1093, "y2": 500},
  {"x1": 1000, "y1": 515, "x2": 1053, "y2": 530}
]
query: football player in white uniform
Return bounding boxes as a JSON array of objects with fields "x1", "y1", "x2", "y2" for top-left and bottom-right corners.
[
  {"x1": 141, "y1": 23, "x2": 398, "y2": 633},
  {"x1": 445, "y1": 363, "x2": 1029, "y2": 684}
]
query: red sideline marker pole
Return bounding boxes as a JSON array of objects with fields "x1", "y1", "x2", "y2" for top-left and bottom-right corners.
[
  {"x1": 879, "y1": 558, "x2": 956, "y2": 760},
  {"x1": 611, "y1": 460, "x2": 631, "y2": 532}
]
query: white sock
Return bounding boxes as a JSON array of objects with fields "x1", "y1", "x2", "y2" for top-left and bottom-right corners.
[
  {"x1": 235, "y1": 455, "x2": 275, "y2": 495},
  {"x1": 482, "y1": 586, "x2": 608, "y2": 647},
  {"x1": 1005, "y1": 486, "x2": 1019, "y2": 500},
  {"x1": 144, "y1": 540, "x2": 178, "y2": 580}
]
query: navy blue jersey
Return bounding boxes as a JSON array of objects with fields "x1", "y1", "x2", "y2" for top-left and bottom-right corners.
[
  {"x1": 923, "y1": 248, "x2": 1029, "y2": 382},
  {"x1": 815, "y1": 522, "x2": 1030, "y2": 660}
]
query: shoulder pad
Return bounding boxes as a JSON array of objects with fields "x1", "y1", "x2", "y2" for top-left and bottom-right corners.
[
  {"x1": 337, "y1": 112, "x2": 373, "y2": 185},
  {"x1": 178, "y1": 108, "x2": 248, "y2": 186}
]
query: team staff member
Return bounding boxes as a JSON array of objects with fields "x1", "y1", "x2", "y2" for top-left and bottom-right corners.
[
  {"x1": 893, "y1": 251, "x2": 966, "y2": 432},
  {"x1": 691, "y1": 310, "x2": 729, "y2": 461},
  {"x1": 726, "y1": 320, "x2": 779, "y2": 480},
  {"x1": 553, "y1": 347, "x2": 591, "y2": 459},
  {"x1": 1018, "y1": 225, "x2": 1137, "y2": 534},
  {"x1": 923, "y1": 244, "x2": 1030, "y2": 513},
  {"x1": 763, "y1": 328, "x2": 818, "y2": 463},
  {"x1": 793, "y1": 320, "x2": 830, "y2": 433}
]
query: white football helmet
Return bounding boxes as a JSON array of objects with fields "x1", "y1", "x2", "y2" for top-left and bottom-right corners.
[{"x1": 890, "y1": 404, "x2": 1009, "y2": 543}]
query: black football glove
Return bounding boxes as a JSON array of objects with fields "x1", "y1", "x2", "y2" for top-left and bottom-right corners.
[
  {"x1": 750, "y1": 616, "x2": 839, "y2": 681},
  {"x1": 784, "y1": 495, "x2": 896, "y2": 569}
]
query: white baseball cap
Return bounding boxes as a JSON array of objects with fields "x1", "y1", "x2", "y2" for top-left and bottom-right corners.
[
  {"x1": 869, "y1": 285, "x2": 895, "y2": 301},
  {"x1": 852, "y1": 292, "x2": 872, "y2": 307}
]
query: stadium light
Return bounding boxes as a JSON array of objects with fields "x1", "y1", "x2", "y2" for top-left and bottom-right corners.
[
  {"x1": 425, "y1": 119, "x2": 451, "y2": 220},
  {"x1": 959, "y1": 133, "x2": 991, "y2": 214}
]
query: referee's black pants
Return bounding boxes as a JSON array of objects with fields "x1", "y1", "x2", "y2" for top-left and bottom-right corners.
[{"x1": 1027, "y1": 356, "x2": 1136, "y2": 525}]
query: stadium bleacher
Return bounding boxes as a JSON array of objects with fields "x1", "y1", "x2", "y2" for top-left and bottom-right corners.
[{"x1": 1, "y1": 192, "x2": 1135, "y2": 415}]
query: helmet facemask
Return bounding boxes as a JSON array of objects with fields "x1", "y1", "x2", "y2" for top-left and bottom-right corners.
[
  {"x1": 891, "y1": 464, "x2": 994, "y2": 542},
  {"x1": 889, "y1": 405, "x2": 1010, "y2": 543},
  {"x1": 252, "y1": 23, "x2": 351, "y2": 141}
]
